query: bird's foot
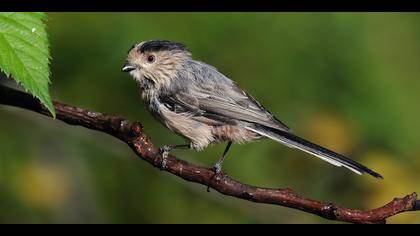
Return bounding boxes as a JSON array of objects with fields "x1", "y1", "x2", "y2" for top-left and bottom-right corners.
[
  {"x1": 159, "y1": 145, "x2": 172, "y2": 170},
  {"x1": 207, "y1": 162, "x2": 224, "y2": 192},
  {"x1": 212, "y1": 163, "x2": 223, "y2": 175}
]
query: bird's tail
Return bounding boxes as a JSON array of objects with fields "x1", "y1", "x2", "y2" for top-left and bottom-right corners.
[{"x1": 246, "y1": 125, "x2": 383, "y2": 179}]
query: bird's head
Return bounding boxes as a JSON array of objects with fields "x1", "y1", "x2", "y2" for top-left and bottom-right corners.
[{"x1": 122, "y1": 40, "x2": 191, "y2": 89}]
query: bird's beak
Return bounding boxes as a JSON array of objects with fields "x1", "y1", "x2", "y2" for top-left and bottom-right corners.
[{"x1": 121, "y1": 63, "x2": 136, "y2": 72}]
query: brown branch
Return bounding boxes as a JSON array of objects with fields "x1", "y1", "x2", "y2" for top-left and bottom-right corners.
[{"x1": 0, "y1": 85, "x2": 419, "y2": 224}]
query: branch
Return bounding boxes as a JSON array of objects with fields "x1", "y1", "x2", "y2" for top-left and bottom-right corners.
[{"x1": 1, "y1": 85, "x2": 419, "y2": 224}]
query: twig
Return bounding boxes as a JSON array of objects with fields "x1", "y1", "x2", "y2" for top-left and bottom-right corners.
[{"x1": 0, "y1": 85, "x2": 418, "y2": 224}]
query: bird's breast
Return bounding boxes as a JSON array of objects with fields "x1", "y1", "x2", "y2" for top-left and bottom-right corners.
[{"x1": 141, "y1": 94, "x2": 261, "y2": 149}]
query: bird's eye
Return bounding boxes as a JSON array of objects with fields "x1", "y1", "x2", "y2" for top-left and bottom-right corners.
[{"x1": 147, "y1": 55, "x2": 155, "y2": 63}]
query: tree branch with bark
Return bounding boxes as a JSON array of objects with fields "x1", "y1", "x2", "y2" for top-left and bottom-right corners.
[{"x1": 0, "y1": 84, "x2": 419, "y2": 224}]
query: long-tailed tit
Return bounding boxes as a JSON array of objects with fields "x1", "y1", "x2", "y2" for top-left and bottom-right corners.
[{"x1": 122, "y1": 40, "x2": 382, "y2": 179}]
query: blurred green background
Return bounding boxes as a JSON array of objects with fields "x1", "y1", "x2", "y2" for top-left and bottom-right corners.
[{"x1": 1, "y1": 13, "x2": 420, "y2": 223}]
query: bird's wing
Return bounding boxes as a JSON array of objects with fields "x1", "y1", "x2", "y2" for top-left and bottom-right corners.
[
  {"x1": 160, "y1": 69, "x2": 291, "y2": 132},
  {"x1": 197, "y1": 88, "x2": 291, "y2": 132}
]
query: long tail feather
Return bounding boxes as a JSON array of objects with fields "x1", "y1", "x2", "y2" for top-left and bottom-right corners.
[{"x1": 246, "y1": 125, "x2": 383, "y2": 179}]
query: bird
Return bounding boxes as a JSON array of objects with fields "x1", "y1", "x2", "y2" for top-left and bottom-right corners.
[{"x1": 121, "y1": 39, "x2": 383, "y2": 180}]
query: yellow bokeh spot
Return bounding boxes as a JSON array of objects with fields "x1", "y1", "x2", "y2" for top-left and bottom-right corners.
[
  {"x1": 11, "y1": 161, "x2": 71, "y2": 211},
  {"x1": 362, "y1": 151, "x2": 420, "y2": 224},
  {"x1": 302, "y1": 112, "x2": 357, "y2": 154}
]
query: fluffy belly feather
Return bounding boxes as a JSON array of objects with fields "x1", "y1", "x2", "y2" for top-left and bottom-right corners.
[{"x1": 153, "y1": 104, "x2": 259, "y2": 150}]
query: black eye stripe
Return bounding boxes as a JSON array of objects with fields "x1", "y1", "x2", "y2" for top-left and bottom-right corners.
[{"x1": 139, "y1": 40, "x2": 188, "y2": 53}]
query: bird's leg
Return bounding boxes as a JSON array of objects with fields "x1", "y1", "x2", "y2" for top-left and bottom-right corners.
[
  {"x1": 159, "y1": 144, "x2": 190, "y2": 169},
  {"x1": 213, "y1": 142, "x2": 233, "y2": 175},
  {"x1": 207, "y1": 142, "x2": 233, "y2": 192}
]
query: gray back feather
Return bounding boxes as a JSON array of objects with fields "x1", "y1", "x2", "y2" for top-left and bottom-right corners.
[{"x1": 163, "y1": 59, "x2": 291, "y2": 132}]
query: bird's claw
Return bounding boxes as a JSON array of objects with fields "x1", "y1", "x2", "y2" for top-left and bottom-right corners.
[
  {"x1": 207, "y1": 163, "x2": 223, "y2": 193},
  {"x1": 212, "y1": 163, "x2": 222, "y2": 175},
  {"x1": 159, "y1": 145, "x2": 172, "y2": 170}
]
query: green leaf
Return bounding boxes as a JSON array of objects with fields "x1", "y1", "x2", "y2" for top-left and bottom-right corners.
[{"x1": 0, "y1": 12, "x2": 55, "y2": 117}]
